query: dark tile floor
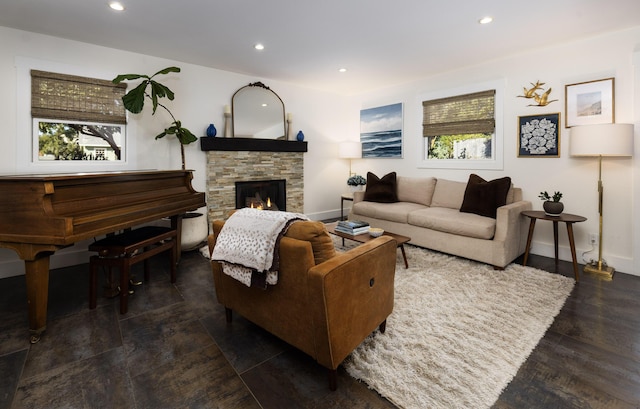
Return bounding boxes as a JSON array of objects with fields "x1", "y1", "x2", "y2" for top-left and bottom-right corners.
[
  {"x1": 1, "y1": 246, "x2": 639, "y2": 408},
  {"x1": 0, "y1": 248, "x2": 396, "y2": 409}
]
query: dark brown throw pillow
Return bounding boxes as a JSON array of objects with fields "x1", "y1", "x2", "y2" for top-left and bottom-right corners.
[
  {"x1": 460, "y1": 174, "x2": 511, "y2": 218},
  {"x1": 363, "y1": 172, "x2": 398, "y2": 203}
]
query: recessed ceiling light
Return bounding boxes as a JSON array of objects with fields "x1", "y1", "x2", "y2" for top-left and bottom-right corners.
[
  {"x1": 254, "y1": 43, "x2": 265, "y2": 51},
  {"x1": 109, "y1": 2, "x2": 125, "y2": 11},
  {"x1": 479, "y1": 16, "x2": 493, "y2": 24},
  {"x1": 338, "y1": 68, "x2": 347, "y2": 73}
]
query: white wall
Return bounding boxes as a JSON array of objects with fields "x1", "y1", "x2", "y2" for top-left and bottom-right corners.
[
  {"x1": 0, "y1": 26, "x2": 355, "y2": 278},
  {"x1": 351, "y1": 27, "x2": 640, "y2": 275},
  {"x1": 0, "y1": 25, "x2": 638, "y2": 278}
]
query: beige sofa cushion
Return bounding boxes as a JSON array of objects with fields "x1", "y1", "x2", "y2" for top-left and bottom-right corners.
[
  {"x1": 352, "y1": 201, "x2": 427, "y2": 223},
  {"x1": 430, "y1": 179, "x2": 467, "y2": 209},
  {"x1": 506, "y1": 186, "x2": 515, "y2": 204},
  {"x1": 408, "y1": 207, "x2": 496, "y2": 239},
  {"x1": 396, "y1": 176, "x2": 437, "y2": 206}
]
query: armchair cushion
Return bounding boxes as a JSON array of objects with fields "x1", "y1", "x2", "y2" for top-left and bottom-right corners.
[{"x1": 285, "y1": 221, "x2": 337, "y2": 264}]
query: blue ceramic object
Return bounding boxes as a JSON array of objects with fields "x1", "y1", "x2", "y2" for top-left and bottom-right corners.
[
  {"x1": 206, "y1": 123, "x2": 217, "y2": 137},
  {"x1": 296, "y1": 130, "x2": 305, "y2": 141}
]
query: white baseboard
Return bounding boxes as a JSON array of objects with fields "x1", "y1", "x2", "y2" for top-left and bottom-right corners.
[
  {"x1": 0, "y1": 246, "x2": 92, "y2": 279},
  {"x1": 2, "y1": 218, "x2": 633, "y2": 279},
  {"x1": 527, "y1": 241, "x2": 636, "y2": 277},
  {"x1": 306, "y1": 209, "x2": 342, "y2": 221}
]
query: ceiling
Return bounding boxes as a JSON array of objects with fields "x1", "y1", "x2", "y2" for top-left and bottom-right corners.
[{"x1": 1, "y1": 0, "x2": 639, "y2": 95}]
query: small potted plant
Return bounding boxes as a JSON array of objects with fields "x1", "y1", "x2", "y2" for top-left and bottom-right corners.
[
  {"x1": 539, "y1": 191, "x2": 563, "y2": 216},
  {"x1": 347, "y1": 174, "x2": 367, "y2": 192}
]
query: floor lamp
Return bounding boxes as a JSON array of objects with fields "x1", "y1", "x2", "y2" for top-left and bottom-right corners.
[
  {"x1": 569, "y1": 123, "x2": 634, "y2": 280},
  {"x1": 338, "y1": 141, "x2": 362, "y2": 177}
]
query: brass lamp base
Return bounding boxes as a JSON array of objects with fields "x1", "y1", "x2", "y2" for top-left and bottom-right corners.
[{"x1": 584, "y1": 262, "x2": 614, "y2": 281}]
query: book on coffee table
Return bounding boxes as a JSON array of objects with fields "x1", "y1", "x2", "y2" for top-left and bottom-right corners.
[
  {"x1": 335, "y1": 225, "x2": 370, "y2": 235},
  {"x1": 336, "y1": 220, "x2": 370, "y2": 234},
  {"x1": 338, "y1": 220, "x2": 369, "y2": 228}
]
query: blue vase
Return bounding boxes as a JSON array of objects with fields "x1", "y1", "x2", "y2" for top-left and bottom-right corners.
[
  {"x1": 296, "y1": 130, "x2": 304, "y2": 141},
  {"x1": 206, "y1": 123, "x2": 217, "y2": 137}
]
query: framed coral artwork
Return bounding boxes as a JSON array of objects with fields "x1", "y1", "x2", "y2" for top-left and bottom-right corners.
[{"x1": 518, "y1": 113, "x2": 560, "y2": 157}]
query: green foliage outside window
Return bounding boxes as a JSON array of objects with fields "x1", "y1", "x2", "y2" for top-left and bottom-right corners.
[
  {"x1": 38, "y1": 122, "x2": 86, "y2": 160},
  {"x1": 427, "y1": 133, "x2": 492, "y2": 159},
  {"x1": 38, "y1": 122, "x2": 120, "y2": 161}
]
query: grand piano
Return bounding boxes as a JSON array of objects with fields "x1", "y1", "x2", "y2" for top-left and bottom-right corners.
[{"x1": 0, "y1": 170, "x2": 206, "y2": 342}]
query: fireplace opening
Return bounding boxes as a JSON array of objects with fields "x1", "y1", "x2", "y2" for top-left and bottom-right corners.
[{"x1": 235, "y1": 179, "x2": 286, "y2": 211}]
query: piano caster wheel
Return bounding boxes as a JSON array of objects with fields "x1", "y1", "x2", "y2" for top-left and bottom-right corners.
[
  {"x1": 29, "y1": 330, "x2": 43, "y2": 344},
  {"x1": 116, "y1": 286, "x2": 135, "y2": 295}
]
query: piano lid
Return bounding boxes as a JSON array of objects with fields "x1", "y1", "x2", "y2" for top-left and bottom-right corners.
[{"x1": 0, "y1": 170, "x2": 205, "y2": 246}]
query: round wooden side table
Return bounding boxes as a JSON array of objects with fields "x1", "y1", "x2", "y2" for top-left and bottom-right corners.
[{"x1": 521, "y1": 210, "x2": 587, "y2": 282}]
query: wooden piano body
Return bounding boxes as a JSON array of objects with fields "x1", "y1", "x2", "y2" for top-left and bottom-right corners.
[{"x1": 0, "y1": 170, "x2": 206, "y2": 342}]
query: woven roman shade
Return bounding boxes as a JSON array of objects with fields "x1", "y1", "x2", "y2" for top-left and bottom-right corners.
[
  {"x1": 422, "y1": 90, "x2": 495, "y2": 137},
  {"x1": 31, "y1": 70, "x2": 127, "y2": 124}
]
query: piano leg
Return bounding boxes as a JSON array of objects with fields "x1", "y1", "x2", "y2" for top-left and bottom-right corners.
[
  {"x1": 171, "y1": 214, "x2": 183, "y2": 263},
  {"x1": 24, "y1": 255, "x2": 51, "y2": 344}
]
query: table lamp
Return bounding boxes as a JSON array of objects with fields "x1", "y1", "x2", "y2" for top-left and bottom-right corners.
[
  {"x1": 569, "y1": 123, "x2": 634, "y2": 279},
  {"x1": 338, "y1": 141, "x2": 362, "y2": 177}
]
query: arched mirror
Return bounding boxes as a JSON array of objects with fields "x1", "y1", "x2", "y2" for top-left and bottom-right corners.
[{"x1": 232, "y1": 82, "x2": 286, "y2": 139}]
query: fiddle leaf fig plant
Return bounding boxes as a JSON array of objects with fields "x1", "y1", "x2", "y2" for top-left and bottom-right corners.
[{"x1": 112, "y1": 66, "x2": 197, "y2": 170}]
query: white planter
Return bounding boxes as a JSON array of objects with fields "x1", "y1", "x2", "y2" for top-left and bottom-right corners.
[
  {"x1": 181, "y1": 212, "x2": 208, "y2": 251},
  {"x1": 349, "y1": 185, "x2": 365, "y2": 192}
]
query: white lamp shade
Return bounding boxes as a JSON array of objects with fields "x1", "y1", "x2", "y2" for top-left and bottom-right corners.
[
  {"x1": 570, "y1": 123, "x2": 634, "y2": 157},
  {"x1": 338, "y1": 141, "x2": 362, "y2": 159}
]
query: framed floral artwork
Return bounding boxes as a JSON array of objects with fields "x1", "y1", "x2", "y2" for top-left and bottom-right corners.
[
  {"x1": 518, "y1": 113, "x2": 560, "y2": 157},
  {"x1": 565, "y1": 78, "x2": 614, "y2": 128}
]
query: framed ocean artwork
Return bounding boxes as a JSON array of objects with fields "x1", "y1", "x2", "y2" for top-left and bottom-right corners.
[{"x1": 360, "y1": 103, "x2": 403, "y2": 158}]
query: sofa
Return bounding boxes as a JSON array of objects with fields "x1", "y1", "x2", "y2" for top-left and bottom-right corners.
[
  {"x1": 208, "y1": 219, "x2": 397, "y2": 390},
  {"x1": 349, "y1": 173, "x2": 532, "y2": 269}
]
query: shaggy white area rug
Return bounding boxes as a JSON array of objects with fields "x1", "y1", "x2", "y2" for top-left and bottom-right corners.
[{"x1": 340, "y1": 242, "x2": 575, "y2": 409}]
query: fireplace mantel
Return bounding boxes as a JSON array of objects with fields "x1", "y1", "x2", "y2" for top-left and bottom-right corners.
[{"x1": 200, "y1": 137, "x2": 307, "y2": 153}]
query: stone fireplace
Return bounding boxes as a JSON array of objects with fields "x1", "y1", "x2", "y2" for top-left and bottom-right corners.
[{"x1": 201, "y1": 138, "x2": 307, "y2": 221}]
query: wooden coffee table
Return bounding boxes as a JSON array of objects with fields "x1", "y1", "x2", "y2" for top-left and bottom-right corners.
[{"x1": 325, "y1": 222, "x2": 411, "y2": 268}]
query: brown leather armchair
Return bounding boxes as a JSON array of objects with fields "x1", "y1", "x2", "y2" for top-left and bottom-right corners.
[{"x1": 208, "y1": 219, "x2": 397, "y2": 390}]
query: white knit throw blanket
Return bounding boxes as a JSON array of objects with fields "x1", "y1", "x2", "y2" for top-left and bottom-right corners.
[{"x1": 211, "y1": 208, "x2": 308, "y2": 288}]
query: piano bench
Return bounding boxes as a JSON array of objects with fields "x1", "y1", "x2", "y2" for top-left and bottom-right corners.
[{"x1": 88, "y1": 226, "x2": 177, "y2": 314}]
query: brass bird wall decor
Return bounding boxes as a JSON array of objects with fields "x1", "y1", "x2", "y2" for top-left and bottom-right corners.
[{"x1": 518, "y1": 80, "x2": 558, "y2": 107}]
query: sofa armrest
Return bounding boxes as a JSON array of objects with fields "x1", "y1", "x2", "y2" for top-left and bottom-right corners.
[
  {"x1": 352, "y1": 190, "x2": 365, "y2": 204},
  {"x1": 494, "y1": 200, "x2": 532, "y2": 244},
  {"x1": 306, "y1": 236, "x2": 397, "y2": 369}
]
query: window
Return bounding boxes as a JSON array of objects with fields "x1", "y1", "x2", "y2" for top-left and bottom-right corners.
[
  {"x1": 419, "y1": 80, "x2": 504, "y2": 170},
  {"x1": 30, "y1": 70, "x2": 127, "y2": 163}
]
